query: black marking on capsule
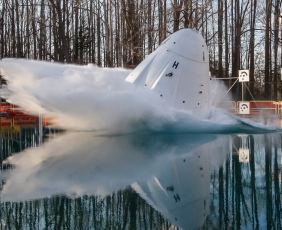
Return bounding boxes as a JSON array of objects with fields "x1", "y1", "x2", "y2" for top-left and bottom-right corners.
[
  {"x1": 173, "y1": 194, "x2": 181, "y2": 203},
  {"x1": 172, "y1": 61, "x2": 179, "y2": 69},
  {"x1": 166, "y1": 186, "x2": 174, "y2": 192},
  {"x1": 165, "y1": 72, "x2": 173, "y2": 77}
]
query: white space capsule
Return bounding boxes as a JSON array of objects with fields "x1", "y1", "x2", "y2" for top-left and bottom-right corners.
[
  {"x1": 126, "y1": 29, "x2": 210, "y2": 113},
  {"x1": 132, "y1": 150, "x2": 210, "y2": 230},
  {"x1": 132, "y1": 136, "x2": 229, "y2": 229}
]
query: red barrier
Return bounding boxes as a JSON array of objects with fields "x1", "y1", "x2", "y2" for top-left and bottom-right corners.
[
  {"x1": 248, "y1": 101, "x2": 277, "y2": 115},
  {"x1": 233, "y1": 100, "x2": 282, "y2": 116},
  {"x1": 1, "y1": 101, "x2": 281, "y2": 127},
  {"x1": 249, "y1": 101, "x2": 276, "y2": 108},
  {"x1": 0, "y1": 102, "x2": 51, "y2": 127}
]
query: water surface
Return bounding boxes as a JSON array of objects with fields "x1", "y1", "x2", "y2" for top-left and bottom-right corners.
[{"x1": 0, "y1": 127, "x2": 281, "y2": 229}]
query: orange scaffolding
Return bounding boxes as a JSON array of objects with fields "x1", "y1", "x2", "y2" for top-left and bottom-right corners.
[
  {"x1": 235, "y1": 101, "x2": 279, "y2": 115},
  {"x1": 1, "y1": 101, "x2": 282, "y2": 128},
  {"x1": 0, "y1": 102, "x2": 50, "y2": 127}
]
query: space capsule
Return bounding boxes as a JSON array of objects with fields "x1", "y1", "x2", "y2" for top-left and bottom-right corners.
[{"x1": 126, "y1": 29, "x2": 210, "y2": 113}]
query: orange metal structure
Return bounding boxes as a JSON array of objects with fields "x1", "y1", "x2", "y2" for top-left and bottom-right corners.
[
  {"x1": 235, "y1": 101, "x2": 280, "y2": 115},
  {"x1": 0, "y1": 102, "x2": 50, "y2": 127},
  {"x1": 1, "y1": 101, "x2": 282, "y2": 128}
]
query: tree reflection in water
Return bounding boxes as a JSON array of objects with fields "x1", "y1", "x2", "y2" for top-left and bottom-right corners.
[
  {"x1": 0, "y1": 128, "x2": 184, "y2": 230},
  {"x1": 0, "y1": 127, "x2": 281, "y2": 230},
  {"x1": 208, "y1": 134, "x2": 282, "y2": 230}
]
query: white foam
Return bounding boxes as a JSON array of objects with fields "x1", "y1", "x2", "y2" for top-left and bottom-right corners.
[{"x1": 0, "y1": 58, "x2": 277, "y2": 134}]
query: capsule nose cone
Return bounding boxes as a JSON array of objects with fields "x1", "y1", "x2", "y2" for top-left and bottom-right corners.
[{"x1": 162, "y1": 29, "x2": 208, "y2": 63}]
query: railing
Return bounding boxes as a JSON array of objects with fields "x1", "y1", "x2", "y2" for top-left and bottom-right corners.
[
  {"x1": 234, "y1": 101, "x2": 281, "y2": 115},
  {"x1": 0, "y1": 102, "x2": 50, "y2": 127},
  {"x1": 1, "y1": 100, "x2": 282, "y2": 129},
  {"x1": 212, "y1": 100, "x2": 282, "y2": 116}
]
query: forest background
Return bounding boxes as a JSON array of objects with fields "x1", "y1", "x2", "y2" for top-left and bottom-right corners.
[{"x1": 0, "y1": 0, "x2": 280, "y2": 100}]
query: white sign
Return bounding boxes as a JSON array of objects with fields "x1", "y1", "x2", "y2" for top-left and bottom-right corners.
[
  {"x1": 239, "y1": 101, "x2": 250, "y2": 114},
  {"x1": 280, "y1": 154, "x2": 282, "y2": 168},
  {"x1": 239, "y1": 148, "x2": 250, "y2": 163},
  {"x1": 239, "y1": 70, "x2": 249, "y2": 82}
]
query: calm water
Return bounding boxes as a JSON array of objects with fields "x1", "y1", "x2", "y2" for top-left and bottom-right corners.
[{"x1": 0, "y1": 127, "x2": 281, "y2": 230}]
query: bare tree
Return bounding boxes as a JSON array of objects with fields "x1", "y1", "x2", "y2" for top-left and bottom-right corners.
[{"x1": 265, "y1": 0, "x2": 272, "y2": 99}]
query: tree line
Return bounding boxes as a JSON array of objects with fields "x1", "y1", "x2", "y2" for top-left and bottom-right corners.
[{"x1": 0, "y1": 0, "x2": 281, "y2": 100}]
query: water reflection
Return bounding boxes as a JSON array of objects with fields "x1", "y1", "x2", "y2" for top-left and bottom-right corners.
[
  {"x1": 209, "y1": 134, "x2": 282, "y2": 230},
  {"x1": 132, "y1": 135, "x2": 228, "y2": 229},
  {"x1": 0, "y1": 129, "x2": 281, "y2": 230},
  {"x1": 1, "y1": 132, "x2": 226, "y2": 201}
]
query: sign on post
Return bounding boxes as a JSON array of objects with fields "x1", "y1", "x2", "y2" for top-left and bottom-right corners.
[
  {"x1": 239, "y1": 101, "x2": 250, "y2": 115},
  {"x1": 239, "y1": 148, "x2": 250, "y2": 163},
  {"x1": 239, "y1": 70, "x2": 249, "y2": 82}
]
